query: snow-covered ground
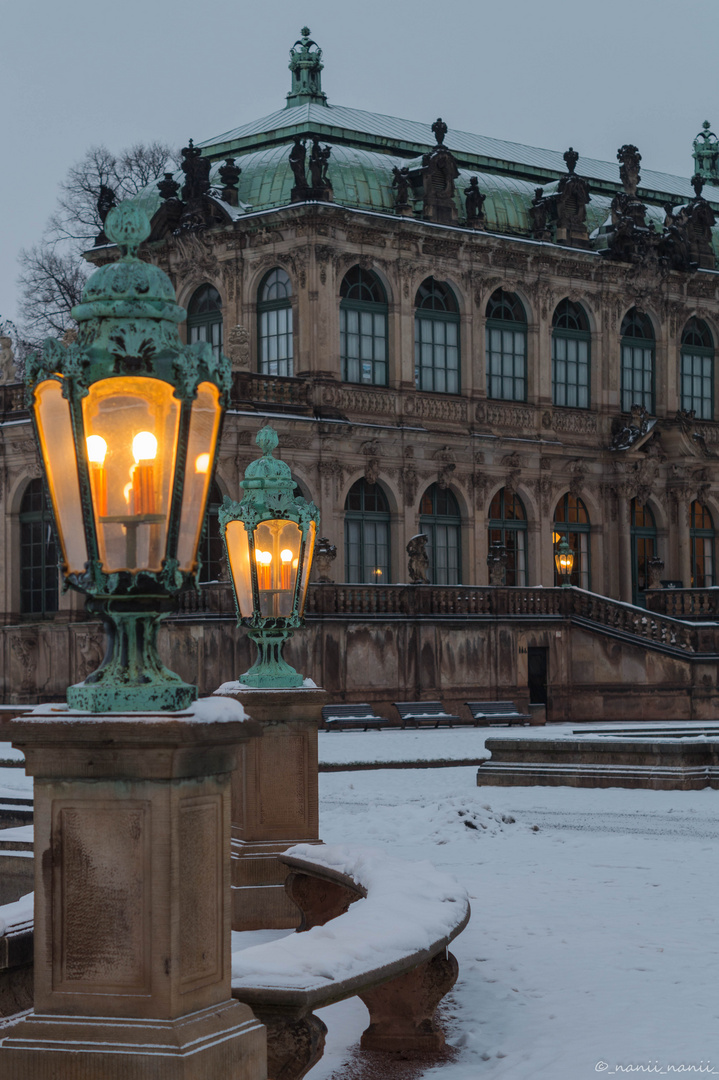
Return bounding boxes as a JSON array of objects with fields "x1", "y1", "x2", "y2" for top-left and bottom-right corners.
[
  {"x1": 310, "y1": 758, "x2": 719, "y2": 1079},
  {"x1": 2, "y1": 728, "x2": 718, "y2": 1078}
]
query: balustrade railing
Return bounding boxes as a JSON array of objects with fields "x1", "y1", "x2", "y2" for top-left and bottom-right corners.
[
  {"x1": 0, "y1": 383, "x2": 27, "y2": 418},
  {"x1": 171, "y1": 582, "x2": 716, "y2": 655},
  {"x1": 644, "y1": 588, "x2": 719, "y2": 621},
  {"x1": 232, "y1": 372, "x2": 311, "y2": 410}
]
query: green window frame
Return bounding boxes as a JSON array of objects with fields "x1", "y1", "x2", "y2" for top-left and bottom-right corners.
[
  {"x1": 488, "y1": 488, "x2": 527, "y2": 586},
  {"x1": 552, "y1": 300, "x2": 590, "y2": 409},
  {"x1": 187, "y1": 284, "x2": 223, "y2": 361},
  {"x1": 197, "y1": 480, "x2": 224, "y2": 584},
  {"x1": 621, "y1": 309, "x2": 655, "y2": 414},
  {"x1": 486, "y1": 289, "x2": 527, "y2": 402},
  {"x1": 344, "y1": 479, "x2": 391, "y2": 583},
  {"x1": 340, "y1": 267, "x2": 388, "y2": 386},
  {"x1": 258, "y1": 267, "x2": 293, "y2": 377},
  {"x1": 414, "y1": 278, "x2": 460, "y2": 395},
  {"x1": 681, "y1": 318, "x2": 714, "y2": 420},
  {"x1": 419, "y1": 484, "x2": 462, "y2": 585},
  {"x1": 19, "y1": 478, "x2": 59, "y2": 616},
  {"x1": 690, "y1": 500, "x2": 715, "y2": 587},
  {"x1": 630, "y1": 499, "x2": 657, "y2": 605},
  {"x1": 553, "y1": 493, "x2": 591, "y2": 589}
]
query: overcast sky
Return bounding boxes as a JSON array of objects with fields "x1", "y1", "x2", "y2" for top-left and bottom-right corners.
[{"x1": 2, "y1": 0, "x2": 717, "y2": 326}]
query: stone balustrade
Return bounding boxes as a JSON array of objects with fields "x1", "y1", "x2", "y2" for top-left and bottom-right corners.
[{"x1": 645, "y1": 587, "x2": 719, "y2": 621}]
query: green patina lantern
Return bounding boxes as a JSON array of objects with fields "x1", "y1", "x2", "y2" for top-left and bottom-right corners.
[
  {"x1": 219, "y1": 426, "x2": 319, "y2": 688},
  {"x1": 26, "y1": 203, "x2": 231, "y2": 712},
  {"x1": 554, "y1": 535, "x2": 575, "y2": 588}
]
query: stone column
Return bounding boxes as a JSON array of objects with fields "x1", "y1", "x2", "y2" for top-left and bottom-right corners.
[
  {"x1": 678, "y1": 498, "x2": 692, "y2": 587},
  {"x1": 215, "y1": 686, "x2": 326, "y2": 931},
  {"x1": 0, "y1": 700, "x2": 266, "y2": 1080}
]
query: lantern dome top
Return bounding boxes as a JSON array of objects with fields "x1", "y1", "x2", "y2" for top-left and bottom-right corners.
[
  {"x1": 243, "y1": 425, "x2": 293, "y2": 486},
  {"x1": 74, "y1": 204, "x2": 183, "y2": 327}
]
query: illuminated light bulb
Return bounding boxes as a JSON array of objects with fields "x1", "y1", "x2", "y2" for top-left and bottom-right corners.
[
  {"x1": 280, "y1": 548, "x2": 293, "y2": 589},
  {"x1": 86, "y1": 435, "x2": 107, "y2": 465},
  {"x1": 195, "y1": 452, "x2": 210, "y2": 474},
  {"x1": 123, "y1": 482, "x2": 133, "y2": 504},
  {"x1": 132, "y1": 431, "x2": 158, "y2": 463},
  {"x1": 260, "y1": 551, "x2": 273, "y2": 566},
  {"x1": 255, "y1": 548, "x2": 263, "y2": 561},
  {"x1": 373, "y1": 567, "x2": 383, "y2": 577},
  {"x1": 292, "y1": 558, "x2": 298, "y2": 569},
  {"x1": 132, "y1": 431, "x2": 157, "y2": 515}
]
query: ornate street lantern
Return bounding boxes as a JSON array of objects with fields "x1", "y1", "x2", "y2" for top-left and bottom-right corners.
[
  {"x1": 26, "y1": 203, "x2": 231, "y2": 711},
  {"x1": 554, "y1": 535, "x2": 575, "y2": 587},
  {"x1": 219, "y1": 426, "x2": 319, "y2": 688}
]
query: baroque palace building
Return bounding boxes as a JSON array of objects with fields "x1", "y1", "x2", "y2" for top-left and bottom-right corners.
[{"x1": 3, "y1": 28, "x2": 719, "y2": 717}]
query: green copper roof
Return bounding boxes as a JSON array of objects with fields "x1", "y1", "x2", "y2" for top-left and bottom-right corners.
[{"x1": 197, "y1": 101, "x2": 719, "y2": 210}]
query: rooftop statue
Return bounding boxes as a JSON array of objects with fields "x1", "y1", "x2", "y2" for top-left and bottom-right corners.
[
  {"x1": 555, "y1": 148, "x2": 590, "y2": 248},
  {"x1": 181, "y1": 139, "x2": 211, "y2": 201},
  {"x1": 289, "y1": 136, "x2": 309, "y2": 197},
  {"x1": 287, "y1": 26, "x2": 327, "y2": 106},
  {"x1": 464, "y1": 176, "x2": 486, "y2": 229},
  {"x1": 392, "y1": 165, "x2": 412, "y2": 213},
  {"x1": 421, "y1": 117, "x2": 459, "y2": 225},
  {"x1": 431, "y1": 117, "x2": 448, "y2": 146},
  {"x1": 529, "y1": 187, "x2": 550, "y2": 240},
  {"x1": 218, "y1": 158, "x2": 242, "y2": 207}
]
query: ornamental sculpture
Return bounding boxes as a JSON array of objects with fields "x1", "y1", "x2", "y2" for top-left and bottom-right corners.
[
  {"x1": 421, "y1": 117, "x2": 459, "y2": 225},
  {"x1": 464, "y1": 176, "x2": 486, "y2": 229}
]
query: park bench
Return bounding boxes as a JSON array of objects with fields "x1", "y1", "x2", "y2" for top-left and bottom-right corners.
[
  {"x1": 231, "y1": 844, "x2": 470, "y2": 1080},
  {"x1": 393, "y1": 700, "x2": 465, "y2": 728},
  {"x1": 321, "y1": 703, "x2": 389, "y2": 731},
  {"x1": 466, "y1": 700, "x2": 532, "y2": 726},
  {"x1": 0, "y1": 892, "x2": 33, "y2": 1018}
]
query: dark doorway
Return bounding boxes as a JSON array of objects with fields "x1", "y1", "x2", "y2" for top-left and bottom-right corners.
[{"x1": 527, "y1": 647, "x2": 548, "y2": 705}]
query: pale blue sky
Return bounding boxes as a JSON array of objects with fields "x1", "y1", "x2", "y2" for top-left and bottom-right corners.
[{"x1": 1, "y1": 0, "x2": 716, "y2": 324}]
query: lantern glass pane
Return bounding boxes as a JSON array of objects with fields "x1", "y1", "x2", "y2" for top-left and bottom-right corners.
[
  {"x1": 298, "y1": 519, "x2": 316, "y2": 616},
  {"x1": 225, "y1": 519, "x2": 253, "y2": 617},
  {"x1": 176, "y1": 382, "x2": 222, "y2": 572},
  {"x1": 253, "y1": 519, "x2": 302, "y2": 618},
  {"x1": 81, "y1": 377, "x2": 180, "y2": 573},
  {"x1": 34, "y1": 379, "x2": 88, "y2": 575}
]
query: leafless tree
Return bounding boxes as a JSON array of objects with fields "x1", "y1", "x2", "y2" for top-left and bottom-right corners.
[{"x1": 18, "y1": 141, "x2": 176, "y2": 346}]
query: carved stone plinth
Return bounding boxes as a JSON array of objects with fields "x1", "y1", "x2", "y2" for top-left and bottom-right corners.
[
  {"x1": 0, "y1": 701, "x2": 267, "y2": 1080},
  {"x1": 214, "y1": 686, "x2": 326, "y2": 930}
]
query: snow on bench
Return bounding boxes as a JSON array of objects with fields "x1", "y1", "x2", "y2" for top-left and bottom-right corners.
[
  {"x1": 0, "y1": 891, "x2": 33, "y2": 1018},
  {"x1": 231, "y1": 843, "x2": 470, "y2": 1079},
  {"x1": 393, "y1": 700, "x2": 466, "y2": 728},
  {"x1": 321, "y1": 704, "x2": 390, "y2": 731},
  {"x1": 466, "y1": 700, "x2": 532, "y2": 726}
]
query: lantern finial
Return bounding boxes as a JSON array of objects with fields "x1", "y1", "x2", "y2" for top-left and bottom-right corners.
[
  {"x1": 104, "y1": 203, "x2": 152, "y2": 258},
  {"x1": 256, "y1": 425, "x2": 280, "y2": 455}
]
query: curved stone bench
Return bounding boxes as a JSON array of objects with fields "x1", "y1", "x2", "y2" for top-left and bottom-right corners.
[
  {"x1": 0, "y1": 893, "x2": 33, "y2": 1018},
  {"x1": 231, "y1": 844, "x2": 470, "y2": 1080}
]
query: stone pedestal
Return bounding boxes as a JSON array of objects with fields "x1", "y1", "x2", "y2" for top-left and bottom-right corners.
[
  {"x1": 214, "y1": 686, "x2": 326, "y2": 931},
  {"x1": 0, "y1": 700, "x2": 267, "y2": 1080}
]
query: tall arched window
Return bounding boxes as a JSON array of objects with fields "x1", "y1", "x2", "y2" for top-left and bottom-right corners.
[
  {"x1": 419, "y1": 484, "x2": 461, "y2": 585},
  {"x1": 621, "y1": 309, "x2": 654, "y2": 414},
  {"x1": 630, "y1": 499, "x2": 657, "y2": 605},
  {"x1": 197, "y1": 480, "x2": 224, "y2": 584},
  {"x1": 258, "y1": 268, "x2": 293, "y2": 377},
  {"x1": 187, "y1": 284, "x2": 223, "y2": 361},
  {"x1": 488, "y1": 489, "x2": 527, "y2": 586},
  {"x1": 486, "y1": 289, "x2": 527, "y2": 401},
  {"x1": 344, "y1": 479, "x2": 390, "y2": 583},
  {"x1": 552, "y1": 299, "x2": 590, "y2": 409},
  {"x1": 340, "y1": 267, "x2": 388, "y2": 386},
  {"x1": 690, "y1": 501, "x2": 715, "y2": 587},
  {"x1": 553, "y1": 493, "x2": 591, "y2": 589},
  {"x1": 681, "y1": 318, "x2": 714, "y2": 420},
  {"x1": 19, "y1": 478, "x2": 58, "y2": 616},
  {"x1": 414, "y1": 278, "x2": 460, "y2": 394}
]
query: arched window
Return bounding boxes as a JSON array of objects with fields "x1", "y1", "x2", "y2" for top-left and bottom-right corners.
[
  {"x1": 419, "y1": 484, "x2": 461, "y2": 585},
  {"x1": 488, "y1": 488, "x2": 527, "y2": 586},
  {"x1": 414, "y1": 278, "x2": 460, "y2": 394},
  {"x1": 344, "y1": 479, "x2": 390, "y2": 583},
  {"x1": 690, "y1": 501, "x2": 715, "y2": 587},
  {"x1": 621, "y1": 309, "x2": 654, "y2": 414},
  {"x1": 486, "y1": 289, "x2": 527, "y2": 402},
  {"x1": 681, "y1": 318, "x2": 714, "y2": 420},
  {"x1": 19, "y1": 478, "x2": 58, "y2": 616},
  {"x1": 630, "y1": 499, "x2": 657, "y2": 605},
  {"x1": 187, "y1": 284, "x2": 223, "y2": 361},
  {"x1": 258, "y1": 268, "x2": 293, "y2": 377},
  {"x1": 553, "y1": 493, "x2": 591, "y2": 589},
  {"x1": 552, "y1": 300, "x2": 590, "y2": 409},
  {"x1": 340, "y1": 267, "x2": 388, "y2": 386},
  {"x1": 197, "y1": 480, "x2": 224, "y2": 584}
]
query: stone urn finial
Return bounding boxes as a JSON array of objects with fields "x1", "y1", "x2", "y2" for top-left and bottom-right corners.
[{"x1": 313, "y1": 537, "x2": 337, "y2": 583}]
